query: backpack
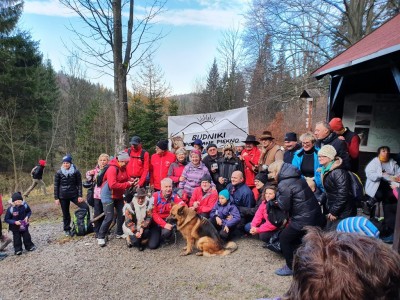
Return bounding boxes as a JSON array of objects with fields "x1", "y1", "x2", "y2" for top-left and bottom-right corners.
[
  {"x1": 31, "y1": 166, "x2": 38, "y2": 177},
  {"x1": 267, "y1": 200, "x2": 288, "y2": 229},
  {"x1": 127, "y1": 148, "x2": 146, "y2": 162},
  {"x1": 347, "y1": 171, "x2": 365, "y2": 205},
  {"x1": 71, "y1": 208, "x2": 93, "y2": 236},
  {"x1": 96, "y1": 165, "x2": 118, "y2": 187}
]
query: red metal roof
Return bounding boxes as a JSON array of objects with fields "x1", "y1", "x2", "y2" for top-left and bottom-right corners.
[{"x1": 312, "y1": 14, "x2": 400, "y2": 78}]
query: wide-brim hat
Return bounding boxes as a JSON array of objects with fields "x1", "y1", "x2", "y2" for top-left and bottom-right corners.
[
  {"x1": 259, "y1": 131, "x2": 274, "y2": 140},
  {"x1": 242, "y1": 135, "x2": 260, "y2": 145}
]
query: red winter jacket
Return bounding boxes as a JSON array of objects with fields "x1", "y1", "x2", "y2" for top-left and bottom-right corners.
[
  {"x1": 150, "y1": 151, "x2": 176, "y2": 190},
  {"x1": 242, "y1": 147, "x2": 261, "y2": 187},
  {"x1": 151, "y1": 191, "x2": 184, "y2": 228},
  {"x1": 102, "y1": 158, "x2": 131, "y2": 199},
  {"x1": 125, "y1": 145, "x2": 150, "y2": 187},
  {"x1": 189, "y1": 186, "x2": 218, "y2": 214}
]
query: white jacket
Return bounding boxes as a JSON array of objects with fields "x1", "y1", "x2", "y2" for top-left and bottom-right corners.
[{"x1": 365, "y1": 157, "x2": 399, "y2": 197}]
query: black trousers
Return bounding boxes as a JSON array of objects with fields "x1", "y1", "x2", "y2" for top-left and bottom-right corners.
[
  {"x1": 130, "y1": 228, "x2": 151, "y2": 248},
  {"x1": 60, "y1": 198, "x2": 89, "y2": 231},
  {"x1": 210, "y1": 216, "x2": 236, "y2": 241},
  {"x1": 12, "y1": 229, "x2": 34, "y2": 253},
  {"x1": 148, "y1": 223, "x2": 173, "y2": 249},
  {"x1": 375, "y1": 181, "x2": 397, "y2": 235},
  {"x1": 93, "y1": 199, "x2": 104, "y2": 235},
  {"x1": 279, "y1": 224, "x2": 305, "y2": 270}
]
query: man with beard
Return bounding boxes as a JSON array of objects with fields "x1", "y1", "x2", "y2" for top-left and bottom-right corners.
[
  {"x1": 314, "y1": 121, "x2": 350, "y2": 170},
  {"x1": 214, "y1": 143, "x2": 244, "y2": 192}
]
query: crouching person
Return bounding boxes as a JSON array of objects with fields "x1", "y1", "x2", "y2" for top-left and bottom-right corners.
[
  {"x1": 209, "y1": 189, "x2": 241, "y2": 241},
  {"x1": 122, "y1": 188, "x2": 153, "y2": 251},
  {"x1": 148, "y1": 178, "x2": 184, "y2": 249},
  {"x1": 4, "y1": 192, "x2": 36, "y2": 255}
]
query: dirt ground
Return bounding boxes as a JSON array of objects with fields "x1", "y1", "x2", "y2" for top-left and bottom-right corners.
[{"x1": 0, "y1": 193, "x2": 292, "y2": 300}]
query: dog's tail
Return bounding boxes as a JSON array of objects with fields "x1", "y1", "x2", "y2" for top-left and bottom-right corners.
[{"x1": 220, "y1": 241, "x2": 238, "y2": 255}]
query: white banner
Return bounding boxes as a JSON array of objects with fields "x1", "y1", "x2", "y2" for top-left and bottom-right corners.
[{"x1": 168, "y1": 107, "x2": 249, "y2": 149}]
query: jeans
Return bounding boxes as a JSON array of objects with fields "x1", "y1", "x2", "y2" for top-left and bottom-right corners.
[
  {"x1": 98, "y1": 199, "x2": 124, "y2": 239},
  {"x1": 93, "y1": 199, "x2": 104, "y2": 236},
  {"x1": 60, "y1": 198, "x2": 89, "y2": 231}
]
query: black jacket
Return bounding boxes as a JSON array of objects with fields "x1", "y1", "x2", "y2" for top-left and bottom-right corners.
[
  {"x1": 32, "y1": 165, "x2": 45, "y2": 180},
  {"x1": 214, "y1": 156, "x2": 244, "y2": 191},
  {"x1": 315, "y1": 132, "x2": 350, "y2": 170},
  {"x1": 283, "y1": 143, "x2": 301, "y2": 164},
  {"x1": 277, "y1": 163, "x2": 324, "y2": 231},
  {"x1": 321, "y1": 158, "x2": 356, "y2": 219},
  {"x1": 54, "y1": 166, "x2": 83, "y2": 200}
]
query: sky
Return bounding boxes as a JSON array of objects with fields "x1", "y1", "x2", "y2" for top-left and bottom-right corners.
[{"x1": 20, "y1": 0, "x2": 249, "y2": 95}]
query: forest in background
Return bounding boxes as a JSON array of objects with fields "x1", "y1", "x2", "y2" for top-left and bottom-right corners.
[{"x1": 1, "y1": 0, "x2": 399, "y2": 193}]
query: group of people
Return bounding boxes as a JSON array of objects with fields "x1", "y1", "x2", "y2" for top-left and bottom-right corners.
[{"x1": 1, "y1": 118, "x2": 399, "y2": 281}]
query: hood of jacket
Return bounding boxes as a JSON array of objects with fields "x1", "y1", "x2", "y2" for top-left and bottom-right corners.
[{"x1": 278, "y1": 163, "x2": 301, "y2": 182}]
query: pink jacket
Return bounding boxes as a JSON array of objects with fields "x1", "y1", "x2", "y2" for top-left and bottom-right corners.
[
  {"x1": 251, "y1": 201, "x2": 277, "y2": 233},
  {"x1": 86, "y1": 166, "x2": 102, "y2": 199}
]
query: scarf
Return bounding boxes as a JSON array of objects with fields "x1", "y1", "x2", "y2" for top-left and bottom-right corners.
[
  {"x1": 132, "y1": 197, "x2": 148, "y2": 230},
  {"x1": 61, "y1": 164, "x2": 75, "y2": 176},
  {"x1": 320, "y1": 161, "x2": 334, "y2": 176},
  {"x1": 379, "y1": 155, "x2": 389, "y2": 163}
]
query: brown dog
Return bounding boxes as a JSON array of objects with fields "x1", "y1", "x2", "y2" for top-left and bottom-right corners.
[{"x1": 168, "y1": 204, "x2": 237, "y2": 256}]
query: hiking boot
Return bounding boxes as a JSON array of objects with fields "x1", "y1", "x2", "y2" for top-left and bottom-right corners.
[
  {"x1": 275, "y1": 265, "x2": 293, "y2": 276},
  {"x1": 115, "y1": 234, "x2": 126, "y2": 239},
  {"x1": 97, "y1": 238, "x2": 106, "y2": 247},
  {"x1": 381, "y1": 234, "x2": 394, "y2": 244},
  {"x1": 64, "y1": 230, "x2": 71, "y2": 237},
  {"x1": 0, "y1": 236, "x2": 12, "y2": 251},
  {"x1": 28, "y1": 246, "x2": 37, "y2": 252},
  {"x1": 0, "y1": 252, "x2": 8, "y2": 260},
  {"x1": 15, "y1": 251, "x2": 22, "y2": 256}
]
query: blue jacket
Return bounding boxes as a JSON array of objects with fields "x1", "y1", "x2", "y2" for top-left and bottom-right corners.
[
  {"x1": 292, "y1": 146, "x2": 324, "y2": 192},
  {"x1": 226, "y1": 182, "x2": 254, "y2": 208},
  {"x1": 210, "y1": 201, "x2": 241, "y2": 228},
  {"x1": 4, "y1": 202, "x2": 32, "y2": 232}
]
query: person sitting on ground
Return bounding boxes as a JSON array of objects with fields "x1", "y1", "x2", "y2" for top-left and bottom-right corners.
[
  {"x1": 122, "y1": 187, "x2": 153, "y2": 251},
  {"x1": 4, "y1": 192, "x2": 36, "y2": 255},
  {"x1": 86, "y1": 153, "x2": 109, "y2": 238},
  {"x1": 179, "y1": 149, "x2": 212, "y2": 203},
  {"x1": 273, "y1": 227, "x2": 400, "y2": 300},
  {"x1": 148, "y1": 178, "x2": 184, "y2": 249},
  {"x1": 226, "y1": 170, "x2": 255, "y2": 231},
  {"x1": 258, "y1": 131, "x2": 283, "y2": 172},
  {"x1": 54, "y1": 155, "x2": 89, "y2": 237},
  {"x1": 209, "y1": 189, "x2": 241, "y2": 241},
  {"x1": 318, "y1": 145, "x2": 356, "y2": 231},
  {"x1": 365, "y1": 145, "x2": 400, "y2": 243},
  {"x1": 268, "y1": 161, "x2": 325, "y2": 276},
  {"x1": 215, "y1": 143, "x2": 244, "y2": 192},
  {"x1": 24, "y1": 159, "x2": 47, "y2": 197},
  {"x1": 244, "y1": 186, "x2": 278, "y2": 244},
  {"x1": 314, "y1": 121, "x2": 350, "y2": 170},
  {"x1": 0, "y1": 194, "x2": 12, "y2": 260},
  {"x1": 283, "y1": 132, "x2": 301, "y2": 164},
  {"x1": 202, "y1": 143, "x2": 222, "y2": 185},
  {"x1": 97, "y1": 151, "x2": 136, "y2": 247},
  {"x1": 329, "y1": 118, "x2": 360, "y2": 173},
  {"x1": 188, "y1": 174, "x2": 218, "y2": 218},
  {"x1": 167, "y1": 147, "x2": 187, "y2": 189},
  {"x1": 150, "y1": 140, "x2": 176, "y2": 191},
  {"x1": 240, "y1": 135, "x2": 261, "y2": 189}
]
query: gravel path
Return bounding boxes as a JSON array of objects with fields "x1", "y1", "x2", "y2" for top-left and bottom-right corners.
[{"x1": 0, "y1": 211, "x2": 291, "y2": 300}]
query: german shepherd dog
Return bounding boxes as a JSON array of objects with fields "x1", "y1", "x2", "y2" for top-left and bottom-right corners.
[{"x1": 168, "y1": 204, "x2": 237, "y2": 256}]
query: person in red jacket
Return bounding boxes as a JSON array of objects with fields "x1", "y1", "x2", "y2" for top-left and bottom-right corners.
[
  {"x1": 189, "y1": 174, "x2": 218, "y2": 218},
  {"x1": 97, "y1": 151, "x2": 136, "y2": 247},
  {"x1": 148, "y1": 178, "x2": 184, "y2": 249},
  {"x1": 240, "y1": 135, "x2": 261, "y2": 189},
  {"x1": 126, "y1": 136, "x2": 150, "y2": 189},
  {"x1": 150, "y1": 140, "x2": 176, "y2": 191},
  {"x1": 167, "y1": 147, "x2": 187, "y2": 189}
]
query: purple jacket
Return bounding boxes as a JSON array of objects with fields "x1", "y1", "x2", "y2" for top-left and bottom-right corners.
[
  {"x1": 210, "y1": 201, "x2": 241, "y2": 228},
  {"x1": 178, "y1": 162, "x2": 213, "y2": 197}
]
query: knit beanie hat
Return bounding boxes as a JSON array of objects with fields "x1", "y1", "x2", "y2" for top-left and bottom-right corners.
[
  {"x1": 318, "y1": 145, "x2": 337, "y2": 160},
  {"x1": 255, "y1": 172, "x2": 268, "y2": 184},
  {"x1": 219, "y1": 189, "x2": 230, "y2": 201},
  {"x1": 12, "y1": 192, "x2": 23, "y2": 202},
  {"x1": 39, "y1": 159, "x2": 46, "y2": 167},
  {"x1": 157, "y1": 140, "x2": 169, "y2": 151},
  {"x1": 337, "y1": 216, "x2": 380, "y2": 238},
  {"x1": 329, "y1": 118, "x2": 344, "y2": 131},
  {"x1": 284, "y1": 132, "x2": 297, "y2": 142},
  {"x1": 206, "y1": 143, "x2": 218, "y2": 151},
  {"x1": 223, "y1": 143, "x2": 235, "y2": 152},
  {"x1": 200, "y1": 174, "x2": 212, "y2": 183},
  {"x1": 117, "y1": 151, "x2": 130, "y2": 162},
  {"x1": 62, "y1": 155, "x2": 72, "y2": 163},
  {"x1": 190, "y1": 149, "x2": 202, "y2": 158}
]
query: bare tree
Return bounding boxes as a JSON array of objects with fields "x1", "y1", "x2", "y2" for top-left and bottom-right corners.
[{"x1": 60, "y1": 0, "x2": 167, "y2": 152}]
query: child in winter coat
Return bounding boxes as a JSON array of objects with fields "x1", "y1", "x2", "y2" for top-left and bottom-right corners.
[
  {"x1": 4, "y1": 192, "x2": 36, "y2": 255},
  {"x1": 209, "y1": 189, "x2": 241, "y2": 241},
  {"x1": 244, "y1": 186, "x2": 279, "y2": 243}
]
